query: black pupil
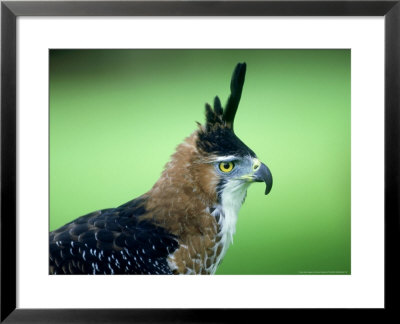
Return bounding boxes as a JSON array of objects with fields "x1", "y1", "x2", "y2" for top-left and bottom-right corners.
[{"x1": 223, "y1": 163, "x2": 230, "y2": 169}]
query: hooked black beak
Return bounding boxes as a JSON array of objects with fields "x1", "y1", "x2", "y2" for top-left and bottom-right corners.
[{"x1": 253, "y1": 162, "x2": 273, "y2": 195}]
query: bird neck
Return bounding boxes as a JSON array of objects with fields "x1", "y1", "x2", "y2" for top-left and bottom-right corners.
[
  {"x1": 214, "y1": 181, "x2": 249, "y2": 264},
  {"x1": 143, "y1": 132, "x2": 219, "y2": 237}
]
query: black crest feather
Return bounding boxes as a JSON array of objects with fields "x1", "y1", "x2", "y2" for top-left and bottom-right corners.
[
  {"x1": 198, "y1": 62, "x2": 255, "y2": 158},
  {"x1": 223, "y1": 62, "x2": 246, "y2": 129},
  {"x1": 213, "y1": 96, "x2": 223, "y2": 116},
  {"x1": 204, "y1": 62, "x2": 247, "y2": 131}
]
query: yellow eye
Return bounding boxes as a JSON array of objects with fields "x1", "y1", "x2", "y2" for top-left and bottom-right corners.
[{"x1": 219, "y1": 161, "x2": 235, "y2": 173}]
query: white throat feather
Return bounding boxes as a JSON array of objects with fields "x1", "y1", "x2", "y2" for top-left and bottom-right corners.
[{"x1": 210, "y1": 180, "x2": 249, "y2": 273}]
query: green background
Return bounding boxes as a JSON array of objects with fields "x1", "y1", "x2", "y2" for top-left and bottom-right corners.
[{"x1": 50, "y1": 49, "x2": 351, "y2": 275}]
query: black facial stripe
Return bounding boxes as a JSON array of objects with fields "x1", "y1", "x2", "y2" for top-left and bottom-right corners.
[{"x1": 216, "y1": 178, "x2": 227, "y2": 203}]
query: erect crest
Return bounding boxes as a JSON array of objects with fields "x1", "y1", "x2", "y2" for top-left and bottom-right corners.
[
  {"x1": 197, "y1": 63, "x2": 256, "y2": 158},
  {"x1": 204, "y1": 63, "x2": 247, "y2": 132}
]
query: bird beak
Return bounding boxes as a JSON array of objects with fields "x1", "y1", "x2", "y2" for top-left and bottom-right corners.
[{"x1": 253, "y1": 162, "x2": 273, "y2": 195}]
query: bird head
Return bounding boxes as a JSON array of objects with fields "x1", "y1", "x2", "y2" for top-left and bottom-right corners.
[
  {"x1": 190, "y1": 63, "x2": 273, "y2": 204},
  {"x1": 149, "y1": 63, "x2": 272, "y2": 232}
]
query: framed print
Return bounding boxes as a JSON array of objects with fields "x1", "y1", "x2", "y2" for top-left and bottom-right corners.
[{"x1": 1, "y1": 0, "x2": 399, "y2": 322}]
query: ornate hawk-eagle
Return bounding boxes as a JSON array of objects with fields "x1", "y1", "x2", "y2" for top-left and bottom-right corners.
[{"x1": 49, "y1": 63, "x2": 273, "y2": 275}]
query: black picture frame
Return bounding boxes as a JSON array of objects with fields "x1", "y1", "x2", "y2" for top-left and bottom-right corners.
[{"x1": 1, "y1": 0, "x2": 399, "y2": 322}]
